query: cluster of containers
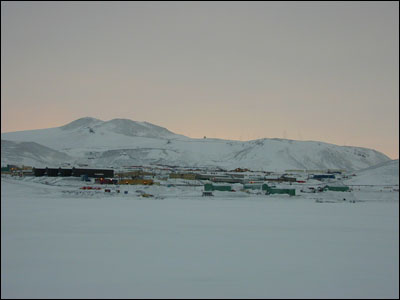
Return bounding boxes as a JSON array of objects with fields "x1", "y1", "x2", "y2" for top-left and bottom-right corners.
[
  {"x1": 204, "y1": 183, "x2": 296, "y2": 196},
  {"x1": 204, "y1": 183, "x2": 350, "y2": 196},
  {"x1": 94, "y1": 178, "x2": 154, "y2": 185}
]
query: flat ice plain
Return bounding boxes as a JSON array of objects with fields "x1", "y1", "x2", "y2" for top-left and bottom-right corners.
[{"x1": 1, "y1": 177, "x2": 398, "y2": 299}]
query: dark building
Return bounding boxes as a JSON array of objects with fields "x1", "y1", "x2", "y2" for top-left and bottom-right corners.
[
  {"x1": 33, "y1": 168, "x2": 47, "y2": 176},
  {"x1": 312, "y1": 174, "x2": 335, "y2": 180},
  {"x1": 211, "y1": 177, "x2": 244, "y2": 184},
  {"x1": 195, "y1": 174, "x2": 214, "y2": 180},
  {"x1": 46, "y1": 168, "x2": 59, "y2": 177},
  {"x1": 33, "y1": 167, "x2": 114, "y2": 178},
  {"x1": 265, "y1": 176, "x2": 296, "y2": 183},
  {"x1": 280, "y1": 176, "x2": 297, "y2": 182},
  {"x1": 58, "y1": 168, "x2": 73, "y2": 176}
]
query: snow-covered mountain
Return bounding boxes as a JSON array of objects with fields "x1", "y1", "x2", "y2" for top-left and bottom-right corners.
[
  {"x1": 60, "y1": 117, "x2": 180, "y2": 139},
  {"x1": 1, "y1": 117, "x2": 391, "y2": 171}
]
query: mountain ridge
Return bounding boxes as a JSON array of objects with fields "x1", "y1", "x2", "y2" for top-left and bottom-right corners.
[{"x1": 1, "y1": 117, "x2": 391, "y2": 171}]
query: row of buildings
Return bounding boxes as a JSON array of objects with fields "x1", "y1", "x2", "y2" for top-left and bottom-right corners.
[
  {"x1": 2, "y1": 164, "x2": 340, "y2": 184},
  {"x1": 32, "y1": 167, "x2": 114, "y2": 178}
]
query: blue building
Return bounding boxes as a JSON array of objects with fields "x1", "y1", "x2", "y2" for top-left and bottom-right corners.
[{"x1": 312, "y1": 174, "x2": 335, "y2": 180}]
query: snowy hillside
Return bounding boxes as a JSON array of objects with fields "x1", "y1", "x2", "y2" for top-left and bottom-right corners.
[
  {"x1": 1, "y1": 140, "x2": 72, "y2": 167},
  {"x1": 1, "y1": 117, "x2": 391, "y2": 171},
  {"x1": 344, "y1": 159, "x2": 399, "y2": 186}
]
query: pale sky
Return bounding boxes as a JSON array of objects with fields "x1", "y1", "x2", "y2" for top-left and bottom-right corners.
[{"x1": 1, "y1": 1, "x2": 399, "y2": 159}]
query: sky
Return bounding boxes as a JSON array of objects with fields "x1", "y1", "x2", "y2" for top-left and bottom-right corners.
[{"x1": 1, "y1": 1, "x2": 399, "y2": 159}]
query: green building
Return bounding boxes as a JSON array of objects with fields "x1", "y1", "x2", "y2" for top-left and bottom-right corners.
[
  {"x1": 243, "y1": 184, "x2": 270, "y2": 191},
  {"x1": 244, "y1": 183, "x2": 296, "y2": 196},
  {"x1": 1, "y1": 166, "x2": 10, "y2": 172},
  {"x1": 265, "y1": 185, "x2": 296, "y2": 196},
  {"x1": 266, "y1": 188, "x2": 296, "y2": 196},
  {"x1": 204, "y1": 183, "x2": 232, "y2": 191},
  {"x1": 324, "y1": 186, "x2": 350, "y2": 192}
]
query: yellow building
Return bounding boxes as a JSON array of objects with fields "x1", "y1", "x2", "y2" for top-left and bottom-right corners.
[
  {"x1": 169, "y1": 173, "x2": 196, "y2": 180},
  {"x1": 118, "y1": 179, "x2": 154, "y2": 185}
]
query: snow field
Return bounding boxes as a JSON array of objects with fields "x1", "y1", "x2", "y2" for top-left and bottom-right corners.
[{"x1": 1, "y1": 178, "x2": 398, "y2": 298}]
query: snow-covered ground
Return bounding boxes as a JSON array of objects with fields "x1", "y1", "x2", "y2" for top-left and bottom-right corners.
[{"x1": 1, "y1": 176, "x2": 398, "y2": 299}]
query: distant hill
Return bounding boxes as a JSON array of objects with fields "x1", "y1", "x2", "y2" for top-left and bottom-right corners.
[
  {"x1": 1, "y1": 140, "x2": 72, "y2": 168},
  {"x1": 344, "y1": 159, "x2": 399, "y2": 186},
  {"x1": 1, "y1": 117, "x2": 391, "y2": 171}
]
